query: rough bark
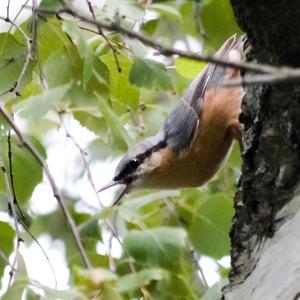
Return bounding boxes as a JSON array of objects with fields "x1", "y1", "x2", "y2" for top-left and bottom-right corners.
[{"x1": 223, "y1": 1, "x2": 300, "y2": 299}]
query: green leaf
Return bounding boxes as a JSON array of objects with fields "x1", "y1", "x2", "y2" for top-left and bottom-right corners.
[
  {"x1": 0, "y1": 33, "x2": 33, "y2": 92},
  {"x1": 0, "y1": 191, "x2": 8, "y2": 211},
  {"x1": 26, "y1": 289, "x2": 40, "y2": 300},
  {"x1": 102, "y1": 0, "x2": 145, "y2": 20},
  {"x1": 118, "y1": 205, "x2": 146, "y2": 228},
  {"x1": 202, "y1": 279, "x2": 228, "y2": 300},
  {"x1": 14, "y1": 83, "x2": 71, "y2": 119},
  {"x1": 0, "y1": 221, "x2": 15, "y2": 281},
  {"x1": 78, "y1": 217, "x2": 102, "y2": 248},
  {"x1": 93, "y1": 57, "x2": 110, "y2": 85},
  {"x1": 116, "y1": 268, "x2": 164, "y2": 293},
  {"x1": 62, "y1": 21, "x2": 94, "y2": 88},
  {"x1": 101, "y1": 53, "x2": 139, "y2": 109},
  {"x1": 154, "y1": 273, "x2": 198, "y2": 300},
  {"x1": 74, "y1": 111, "x2": 106, "y2": 136},
  {"x1": 175, "y1": 58, "x2": 206, "y2": 79},
  {"x1": 2, "y1": 252, "x2": 29, "y2": 300},
  {"x1": 189, "y1": 194, "x2": 234, "y2": 259},
  {"x1": 44, "y1": 45, "x2": 106, "y2": 106},
  {"x1": 100, "y1": 283, "x2": 123, "y2": 300},
  {"x1": 37, "y1": 18, "x2": 71, "y2": 60},
  {"x1": 149, "y1": 3, "x2": 182, "y2": 20},
  {"x1": 98, "y1": 96, "x2": 133, "y2": 151},
  {"x1": 74, "y1": 267, "x2": 117, "y2": 289},
  {"x1": 0, "y1": 136, "x2": 45, "y2": 204},
  {"x1": 201, "y1": 0, "x2": 242, "y2": 49},
  {"x1": 123, "y1": 227, "x2": 187, "y2": 270},
  {"x1": 129, "y1": 58, "x2": 173, "y2": 90},
  {"x1": 32, "y1": 282, "x2": 81, "y2": 300},
  {"x1": 141, "y1": 19, "x2": 159, "y2": 35},
  {"x1": 2, "y1": 278, "x2": 28, "y2": 300},
  {"x1": 39, "y1": 0, "x2": 63, "y2": 9}
]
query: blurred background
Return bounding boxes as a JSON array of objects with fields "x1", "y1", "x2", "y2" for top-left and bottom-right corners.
[{"x1": 0, "y1": 0, "x2": 242, "y2": 299}]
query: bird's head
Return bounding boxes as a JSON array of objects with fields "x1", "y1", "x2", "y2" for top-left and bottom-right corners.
[{"x1": 98, "y1": 131, "x2": 169, "y2": 205}]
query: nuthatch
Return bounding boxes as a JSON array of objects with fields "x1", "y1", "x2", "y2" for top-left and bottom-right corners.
[{"x1": 98, "y1": 35, "x2": 245, "y2": 205}]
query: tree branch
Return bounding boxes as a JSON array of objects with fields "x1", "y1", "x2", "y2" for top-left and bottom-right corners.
[
  {"x1": 0, "y1": 152, "x2": 23, "y2": 290},
  {"x1": 58, "y1": 113, "x2": 105, "y2": 210},
  {"x1": 27, "y1": 5, "x2": 300, "y2": 86},
  {"x1": 7, "y1": 132, "x2": 25, "y2": 221},
  {"x1": 0, "y1": 103, "x2": 92, "y2": 269},
  {"x1": 29, "y1": 6, "x2": 277, "y2": 74},
  {"x1": 31, "y1": 0, "x2": 48, "y2": 90},
  {"x1": 57, "y1": 113, "x2": 140, "y2": 276},
  {"x1": 6, "y1": 0, "x2": 10, "y2": 20},
  {"x1": 222, "y1": 68, "x2": 300, "y2": 86},
  {"x1": 84, "y1": 0, "x2": 121, "y2": 72}
]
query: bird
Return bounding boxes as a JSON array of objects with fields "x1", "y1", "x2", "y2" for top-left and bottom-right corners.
[{"x1": 98, "y1": 35, "x2": 245, "y2": 205}]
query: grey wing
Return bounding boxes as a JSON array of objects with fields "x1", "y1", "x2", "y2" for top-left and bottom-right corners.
[
  {"x1": 164, "y1": 35, "x2": 242, "y2": 152},
  {"x1": 163, "y1": 100, "x2": 198, "y2": 151},
  {"x1": 182, "y1": 35, "x2": 239, "y2": 116}
]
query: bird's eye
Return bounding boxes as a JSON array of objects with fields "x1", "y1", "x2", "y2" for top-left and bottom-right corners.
[
  {"x1": 129, "y1": 158, "x2": 140, "y2": 169},
  {"x1": 113, "y1": 157, "x2": 141, "y2": 182}
]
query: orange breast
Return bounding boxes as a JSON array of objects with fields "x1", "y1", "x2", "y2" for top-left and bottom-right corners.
[{"x1": 143, "y1": 85, "x2": 244, "y2": 189}]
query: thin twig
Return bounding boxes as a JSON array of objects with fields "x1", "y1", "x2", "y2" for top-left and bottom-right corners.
[
  {"x1": 222, "y1": 69, "x2": 300, "y2": 87},
  {"x1": 29, "y1": 5, "x2": 300, "y2": 85},
  {"x1": 28, "y1": 6, "x2": 277, "y2": 74},
  {"x1": 194, "y1": 0, "x2": 206, "y2": 38},
  {"x1": 6, "y1": 0, "x2": 10, "y2": 20},
  {"x1": 0, "y1": 103, "x2": 92, "y2": 269},
  {"x1": 58, "y1": 113, "x2": 124, "y2": 272},
  {"x1": 58, "y1": 114, "x2": 152, "y2": 297},
  {"x1": 7, "y1": 131, "x2": 25, "y2": 221},
  {"x1": 31, "y1": 0, "x2": 48, "y2": 89},
  {"x1": 18, "y1": 219, "x2": 58, "y2": 288},
  {"x1": 58, "y1": 113, "x2": 104, "y2": 210},
  {"x1": 164, "y1": 198, "x2": 209, "y2": 290},
  {"x1": 0, "y1": 153, "x2": 23, "y2": 290},
  {"x1": 84, "y1": 0, "x2": 121, "y2": 72}
]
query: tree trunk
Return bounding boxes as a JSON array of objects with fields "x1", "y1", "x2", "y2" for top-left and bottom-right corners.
[{"x1": 223, "y1": 1, "x2": 300, "y2": 299}]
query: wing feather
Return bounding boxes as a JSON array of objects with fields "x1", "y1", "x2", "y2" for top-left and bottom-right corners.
[{"x1": 164, "y1": 35, "x2": 245, "y2": 151}]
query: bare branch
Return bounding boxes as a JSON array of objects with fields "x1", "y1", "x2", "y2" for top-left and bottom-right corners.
[
  {"x1": 7, "y1": 132, "x2": 25, "y2": 221},
  {"x1": 31, "y1": 0, "x2": 48, "y2": 89},
  {"x1": 6, "y1": 0, "x2": 10, "y2": 20},
  {"x1": 84, "y1": 0, "x2": 121, "y2": 72},
  {"x1": 18, "y1": 219, "x2": 58, "y2": 288},
  {"x1": 57, "y1": 113, "x2": 127, "y2": 273},
  {"x1": 0, "y1": 152, "x2": 23, "y2": 290},
  {"x1": 28, "y1": 6, "x2": 277, "y2": 74},
  {"x1": 194, "y1": 0, "x2": 207, "y2": 38},
  {"x1": 27, "y1": 5, "x2": 300, "y2": 85},
  {"x1": 223, "y1": 69, "x2": 300, "y2": 87},
  {"x1": 58, "y1": 113, "x2": 105, "y2": 210},
  {"x1": 0, "y1": 103, "x2": 92, "y2": 269}
]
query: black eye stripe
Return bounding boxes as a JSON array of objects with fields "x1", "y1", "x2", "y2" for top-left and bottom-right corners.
[
  {"x1": 114, "y1": 140, "x2": 167, "y2": 181},
  {"x1": 114, "y1": 159, "x2": 140, "y2": 181}
]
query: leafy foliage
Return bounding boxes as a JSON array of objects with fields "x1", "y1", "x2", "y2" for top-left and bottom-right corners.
[
  {"x1": 0, "y1": 0, "x2": 242, "y2": 299},
  {"x1": 129, "y1": 58, "x2": 173, "y2": 90}
]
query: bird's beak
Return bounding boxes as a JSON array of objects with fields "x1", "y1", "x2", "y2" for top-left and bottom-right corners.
[
  {"x1": 112, "y1": 184, "x2": 132, "y2": 206},
  {"x1": 97, "y1": 180, "x2": 121, "y2": 193},
  {"x1": 97, "y1": 180, "x2": 132, "y2": 206}
]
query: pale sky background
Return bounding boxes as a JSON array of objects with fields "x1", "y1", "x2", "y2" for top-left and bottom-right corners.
[{"x1": 0, "y1": 0, "x2": 230, "y2": 295}]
